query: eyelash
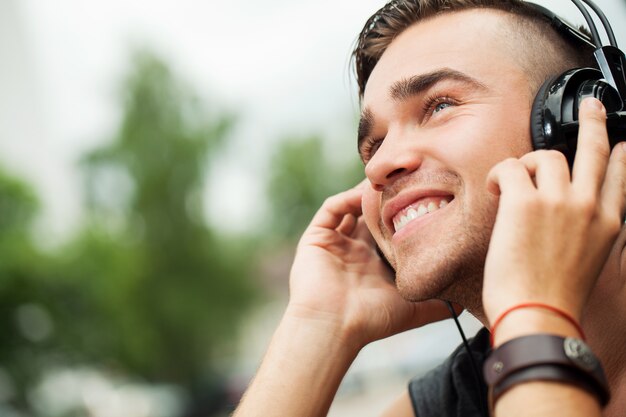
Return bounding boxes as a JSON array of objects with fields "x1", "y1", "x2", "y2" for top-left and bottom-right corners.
[
  {"x1": 421, "y1": 94, "x2": 458, "y2": 118},
  {"x1": 360, "y1": 94, "x2": 459, "y2": 163},
  {"x1": 360, "y1": 137, "x2": 383, "y2": 163}
]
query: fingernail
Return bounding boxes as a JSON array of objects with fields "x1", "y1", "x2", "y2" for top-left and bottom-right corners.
[{"x1": 582, "y1": 97, "x2": 605, "y2": 113}]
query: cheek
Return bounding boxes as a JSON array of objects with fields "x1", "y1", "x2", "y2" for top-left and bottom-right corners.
[
  {"x1": 361, "y1": 186, "x2": 383, "y2": 237},
  {"x1": 449, "y1": 109, "x2": 532, "y2": 175}
]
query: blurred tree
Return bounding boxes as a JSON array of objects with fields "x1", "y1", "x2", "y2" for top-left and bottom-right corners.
[
  {"x1": 0, "y1": 46, "x2": 364, "y2": 417},
  {"x1": 37, "y1": 49, "x2": 260, "y2": 415},
  {"x1": 266, "y1": 135, "x2": 364, "y2": 241},
  {"x1": 0, "y1": 168, "x2": 52, "y2": 412}
]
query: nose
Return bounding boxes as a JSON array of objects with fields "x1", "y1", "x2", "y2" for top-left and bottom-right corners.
[{"x1": 364, "y1": 135, "x2": 422, "y2": 191}]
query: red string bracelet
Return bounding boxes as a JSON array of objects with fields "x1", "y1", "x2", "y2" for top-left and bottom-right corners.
[{"x1": 490, "y1": 302, "x2": 585, "y2": 347}]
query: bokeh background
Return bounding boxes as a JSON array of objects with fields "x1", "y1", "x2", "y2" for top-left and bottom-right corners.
[{"x1": 1, "y1": 1, "x2": 625, "y2": 416}]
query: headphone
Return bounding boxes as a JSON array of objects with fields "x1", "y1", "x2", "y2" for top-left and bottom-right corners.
[
  {"x1": 529, "y1": 0, "x2": 626, "y2": 165},
  {"x1": 452, "y1": 4, "x2": 626, "y2": 416}
]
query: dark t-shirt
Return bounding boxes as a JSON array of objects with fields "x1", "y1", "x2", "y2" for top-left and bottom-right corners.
[{"x1": 408, "y1": 328, "x2": 491, "y2": 417}]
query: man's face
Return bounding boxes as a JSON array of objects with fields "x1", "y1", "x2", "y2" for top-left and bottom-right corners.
[{"x1": 360, "y1": 10, "x2": 534, "y2": 307}]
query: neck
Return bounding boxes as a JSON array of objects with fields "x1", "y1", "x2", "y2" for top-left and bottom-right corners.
[{"x1": 583, "y1": 259, "x2": 626, "y2": 415}]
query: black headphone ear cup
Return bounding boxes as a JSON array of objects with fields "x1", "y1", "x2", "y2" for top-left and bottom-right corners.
[
  {"x1": 577, "y1": 79, "x2": 622, "y2": 115},
  {"x1": 530, "y1": 77, "x2": 555, "y2": 151}
]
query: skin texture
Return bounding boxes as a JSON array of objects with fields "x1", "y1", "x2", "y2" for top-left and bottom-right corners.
[
  {"x1": 233, "y1": 9, "x2": 626, "y2": 417},
  {"x1": 360, "y1": 10, "x2": 532, "y2": 315}
]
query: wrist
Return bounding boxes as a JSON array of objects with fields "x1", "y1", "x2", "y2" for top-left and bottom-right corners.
[
  {"x1": 284, "y1": 302, "x2": 364, "y2": 355},
  {"x1": 491, "y1": 307, "x2": 583, "y2": 347},
  {"x1": 234, "y1": 304, "x2": 361, "y2": 417},
  {"x1": 484, "y1": 334, "x2": 610, "y2": 410}
]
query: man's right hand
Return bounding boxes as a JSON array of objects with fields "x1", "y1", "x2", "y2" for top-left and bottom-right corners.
[
  {"x1": 234, "y1": 182, "x2": 453, "y2": 417},
  {"x1": 286, "y1": 181, "x2": 454, "y2": 352}
]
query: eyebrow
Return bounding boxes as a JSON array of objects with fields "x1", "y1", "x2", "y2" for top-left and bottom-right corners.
[
  {"x1": 358, "y1": 108, "x2": 374, "y2": 151},
  {"x1": 357, "y1": 68, "x2": 487, "y2": 152}
]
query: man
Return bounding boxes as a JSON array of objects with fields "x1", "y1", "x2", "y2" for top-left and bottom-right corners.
[{"x1": 233, "y1": 1, "x2": 626, "y2": 416}]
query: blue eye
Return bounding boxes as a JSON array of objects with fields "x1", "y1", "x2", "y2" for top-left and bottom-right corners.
[
  {"x1": 422, "y1": 96, "x2": 457, "y2": 119},
  {"x1": 433, "y1": 101, "x2": 453, "y2": 113}
]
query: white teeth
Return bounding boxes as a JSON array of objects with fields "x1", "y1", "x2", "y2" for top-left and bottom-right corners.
[{"x1": 393, "y1": 199, "x2": 451, "y2": 232}]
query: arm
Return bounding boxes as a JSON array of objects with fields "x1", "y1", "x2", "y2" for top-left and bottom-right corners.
[
  {"x1": 380, "y1": 392, "x2": 415, "y2": 417},
  {"x1": 483, "y1": 98, "x2": 626, "y2": 416},
  {"x1": 233, "y1": 185, "x2": 452, "y2": 417}
]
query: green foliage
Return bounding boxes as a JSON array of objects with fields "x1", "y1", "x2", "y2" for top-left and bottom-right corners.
[
  {"x1": 0, "y1": 46, "x2": 364, "y2": 417},
  {"x1": 0, "y1": 167, "x2": 38, "y2": 239},
  {"x1": 0, "y1": 49, "x2": 260, "y2": 416},
  {"x1": 68, "y1": 49, "x2": 259, "y2": 382},
  {"x1": 0, "y1": 170, "x2": 54, "y2": 410},
  {"x1": 267, "y1": 135, "x2": 364, "y2": 240}
]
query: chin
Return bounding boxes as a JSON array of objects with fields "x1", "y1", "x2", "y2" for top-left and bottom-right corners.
[{"x1": 392, "y1": 218, "x2": 492, "y2": 312}]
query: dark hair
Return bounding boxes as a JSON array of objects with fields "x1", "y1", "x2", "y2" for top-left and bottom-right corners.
[{"x1": 352, "y1": 0, "x2": 596, "y2": 98}]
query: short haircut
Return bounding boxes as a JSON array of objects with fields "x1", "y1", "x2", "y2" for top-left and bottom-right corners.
[{"x1": 352, "y1": 0, "x2": 596, "y2": 99}]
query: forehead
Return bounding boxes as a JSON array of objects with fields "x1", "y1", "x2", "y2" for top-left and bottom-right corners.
[{"x1": 363, "y1": 9, "x2": 525, "y2": 105}]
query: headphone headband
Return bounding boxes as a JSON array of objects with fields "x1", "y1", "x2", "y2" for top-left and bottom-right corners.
[
  {"x1": 526, "y1": 2, "x2": 596, "y2": 49},
  {"x1": 529, "y1": 0, "x2": 626, "y2": 163},
  {"x1": 528, "y1": 1, "x2": 626, "y2": 109}
]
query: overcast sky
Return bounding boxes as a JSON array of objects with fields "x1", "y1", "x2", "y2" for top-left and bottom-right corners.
[{"x1": 1, "y1": 0, "x2": 625, "y2": 243}]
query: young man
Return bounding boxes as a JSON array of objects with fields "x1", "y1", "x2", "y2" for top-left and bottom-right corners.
[{"x1": 233, "y1": 1, "x2": 626, "y2": 416}]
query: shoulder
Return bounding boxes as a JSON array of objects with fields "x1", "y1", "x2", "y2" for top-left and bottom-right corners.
[{"x1": 408, "y1": 328, "x2": 490, "y2": 417}]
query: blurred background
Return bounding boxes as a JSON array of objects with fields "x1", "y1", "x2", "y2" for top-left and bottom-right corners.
[{"x1": 1, "y1": 1, "x2": 625, "y2": 416}]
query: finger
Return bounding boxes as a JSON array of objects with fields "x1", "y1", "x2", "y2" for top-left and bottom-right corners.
[
  {"x1": 572, "y1": 98, "x2": 610, "y2": 192},
  {"x1": 308, "y1": 188, "x2": 363, "y2": 230},
  {"x1": 486, "y1": 158, "x2": 536, "y2": 196},
  {"x1": 600, "y1": 142, "x2": 626, "y2": 218},
  {"x1": 519, "y1": 150, "x2": 571, "y2": 193},
  {"x1": 353, "y1": 217, "x2": 375, "y2": 244},
  {"x1": 336, "y1": 213, "x2": 357, "y2": 235}
]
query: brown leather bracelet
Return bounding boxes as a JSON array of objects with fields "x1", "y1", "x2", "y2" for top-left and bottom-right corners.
[
  {"x1": 492, "y1": 364, "x2": 609, "y2": 406},
  {"x1": 483, "y1": 334, "x2": 610, "y2": 407}
]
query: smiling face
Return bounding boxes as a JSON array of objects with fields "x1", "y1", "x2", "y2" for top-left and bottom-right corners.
[{"x1": 360, "y1": 10, "x2": 534, "y2": 311}]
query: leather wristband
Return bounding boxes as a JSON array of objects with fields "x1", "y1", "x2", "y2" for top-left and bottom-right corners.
[
  {"x1": 483, "y1": 334, "x2": 610, "y2": 406},
  {"x1": 492, "y1": 364, "x2": 608, "y2": 405}
]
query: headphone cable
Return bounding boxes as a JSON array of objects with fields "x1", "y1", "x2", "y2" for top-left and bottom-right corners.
[{"x1": 445, "y1": 301, "x2": 488, "y2": 417}]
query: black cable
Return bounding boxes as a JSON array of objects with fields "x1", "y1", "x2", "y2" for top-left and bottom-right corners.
[
  {"x1": 445, "y1": 301, "x2": 488, "y2": 417},
  {"x1": 579, "y1": 0, "x2": 619, "y2": 47},
  {"x1": 571, "y1": 0, "x2": 602, "y2": 47}
]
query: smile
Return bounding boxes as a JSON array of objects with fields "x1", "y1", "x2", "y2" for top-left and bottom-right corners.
[{"x1": 392, "y1": 196, "x2": 453, "y2": 233}]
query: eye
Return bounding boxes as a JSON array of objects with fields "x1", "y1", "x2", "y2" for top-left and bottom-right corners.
[
  {"x1": 422, "y1": 95, "x2": 458, "y2": 120},
  {"x1": 360, "y1": 137, "x2": 383, "y2": 164},
  {"x1": 433, "y1": 101, "x2": 453, "y2": 113}
]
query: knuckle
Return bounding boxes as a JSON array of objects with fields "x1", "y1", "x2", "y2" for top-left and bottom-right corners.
[
  {"x1": 517, "y1": 193, "x2": 541, "y2": 212},
  {"x1": 575, "y1": 195, "x2": 599, "y2": 218},
  {"x1": 532, "y1": 149, "x2": 568, "y2": 170},
  {"x1": 544, "y1": 149, "x2": 568, "y2": 165},
  {"x1": 605, "y1": 216, "x2": 622, "y2": 238},
  {"x1": 323, "y1": 193, "x2": 342, "y2": 207},
  {"x1": 321, "y1": 196, "x2": 335, "y2": 209},
  {"x1": 501, "y1": 157, "x2": 520, "y2": 166},
  {"x1": 498, "y1": 157, "x2": 521, "y2": 171},
  {"x1": 490, "y1": 158, "x2": 517, "y2": 178},
  {"x1": 543, "y1": 193, "x2": 567, "y2": 211},
  {"x1": 598, "y1": 208, "x2": 623, "y2": 238}
]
